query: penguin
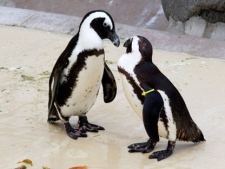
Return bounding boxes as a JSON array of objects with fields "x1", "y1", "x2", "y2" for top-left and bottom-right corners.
[
  {"x1": 117, "y1": 36, "x2": 205, "y2": 161},
  {"x1": 48, "y1": 10, "x2": 120, "y2": 140}
]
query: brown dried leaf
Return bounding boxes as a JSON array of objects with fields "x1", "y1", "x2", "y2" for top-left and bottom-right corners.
[
  {"x1": 93, "y1": 134, "x2": 100, "y2": 137},
  {"x1": 18, "y1": 159, "x2": 33, "y2": 166},
  {"x1": 15, "y1": 165, "x2": 27, "y2": 169},
  {"x1": 43, "y1": 166, "x2": 50, "y2": 169},
  {"x1": 69, "y1": 166, "x2": 87, "y2": 169}
]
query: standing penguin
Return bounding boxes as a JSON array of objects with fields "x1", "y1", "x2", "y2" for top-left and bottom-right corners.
[
  {"x1": 118, "y1": 36, "x2": 205, "y2": 161},
  {"x1": 48, "y1": 10, "x2": 120, "y2": 139}
]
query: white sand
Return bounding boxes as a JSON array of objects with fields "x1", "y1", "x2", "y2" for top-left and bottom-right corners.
[{"x1": 0, "y1": 25, "x2": 225, "y2": 169}]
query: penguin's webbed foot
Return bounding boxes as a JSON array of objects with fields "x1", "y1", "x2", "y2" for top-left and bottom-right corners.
[
  {"x1": 78, "y1": 116, "x2": 105, "y2": 133},
  {"x1": 64, "y1": 122, "x2": 87, "y2": 140},
  {"x1": 149, "y1": 141, "x2": 176, "y2": 161},
  {"x1": 128, "y1": 139, "x2": 157, "y2": 153},
  {"x1": 149, "y1": 149, "x2": 173, "y2": 161}
]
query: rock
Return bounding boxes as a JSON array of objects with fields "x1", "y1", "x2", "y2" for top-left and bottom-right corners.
[
  {"x1": 161, "y1": 0, "x2": 225, "y2": 23},
  {"x1": 161, "y1": 0, "x2": 225, "y2": 40}
]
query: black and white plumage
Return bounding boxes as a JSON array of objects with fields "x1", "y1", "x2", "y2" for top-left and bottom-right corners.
[
  {"x1": 48, "y1": 10, "x2": 120, "y2": 139},
  {"x1": 118, "y1": 36, "x2": 205, "y2": 161}
]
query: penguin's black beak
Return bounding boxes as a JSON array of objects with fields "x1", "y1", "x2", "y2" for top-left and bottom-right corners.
[
  {"x1": 108, "y1": 31, "x2": 120, "y2": 47},
  {"x1": 123, "y1": 38, "x2": 131, "y2": 48}
]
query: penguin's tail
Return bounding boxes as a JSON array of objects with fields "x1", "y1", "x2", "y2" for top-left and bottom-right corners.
[{"x1": 177, "y1": 120, "x2": 206, "y2": 142}]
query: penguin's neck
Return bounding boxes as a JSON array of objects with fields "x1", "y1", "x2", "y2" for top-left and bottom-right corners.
[
  {"x1": 78, "y1": 27, "x2": 103, "y2": 51},
  {"x1": 129, "y1": 52, "x2": 142, "y2": 64},
  {"x1": 119, "y1": 52, "x2": 142, "y2": 74}
]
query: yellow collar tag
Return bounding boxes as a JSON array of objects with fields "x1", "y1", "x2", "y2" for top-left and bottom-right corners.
[{"x1": 142, "y1": 89, "x2": 155, "y2": 96}]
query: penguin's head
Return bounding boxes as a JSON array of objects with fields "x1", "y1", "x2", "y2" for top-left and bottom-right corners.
[
  {"x1": 123, "y1": 36, "x2": 153, "y2": 62},
  {"x1": 78, "y1": 10, "x2": 120, "y2": 49}
]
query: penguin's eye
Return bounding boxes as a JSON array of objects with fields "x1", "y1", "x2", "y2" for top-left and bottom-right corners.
[{"x1": 103, "y1": 22, "x2": 108, "y2": 27}]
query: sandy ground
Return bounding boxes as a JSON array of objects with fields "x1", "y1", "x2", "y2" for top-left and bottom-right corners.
[{"x1": 0, "y1": 25, "x2": 225, "y2": 169}]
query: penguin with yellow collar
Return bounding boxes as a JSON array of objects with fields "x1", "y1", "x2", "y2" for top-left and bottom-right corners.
[{"x1": 118, "y1": 36, "x2": 205, "y2": 161}]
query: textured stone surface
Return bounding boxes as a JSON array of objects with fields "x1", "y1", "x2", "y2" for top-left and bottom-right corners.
[
  {"x1": 166, "y1": 16, "x2": 225, "y2": 40},
  {"x1": 162, "y1": 0, "x2": 225, "y2": 40},
  {"x1": 161, "y1": 0, "x2": 225, "y2": 23},
  {"x1": 1, "y1": 6, "x2": 225, "y2": 58}
]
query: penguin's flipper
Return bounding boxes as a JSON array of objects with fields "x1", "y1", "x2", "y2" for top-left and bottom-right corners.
[
  {"x1": 128, "y1": 90, "x2": 163, "y2": 153},
  {"x1": 47, "y1": 104, "x2": 59, "y2": 123},
  {"x1": 48, "y1": 54, "x2": 68, "y2": 121},
  {"x1": 48, "y1": 35, "x2": 78, "y2": 121},
  {"x1": 143, "y1": 90, "x2": 163, "y2": 142},
  {"x1": 48, "y1": 67, "x2": 61, "y2": 120},
  {"x1": 143, "y1": 91, "x2": 175, "y2": 161},
  {"x1": 102, "y1": 62, "x2": 117, "y2": 103}
]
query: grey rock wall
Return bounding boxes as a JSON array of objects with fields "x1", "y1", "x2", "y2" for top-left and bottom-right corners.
[{"x1": 161, "y1": 0, "x2": 225, "y2": 40}]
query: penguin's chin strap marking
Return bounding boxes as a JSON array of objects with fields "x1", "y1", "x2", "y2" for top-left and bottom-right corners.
[{"x1": 142, "y1": 89, "x2": 155, "y2": 96}]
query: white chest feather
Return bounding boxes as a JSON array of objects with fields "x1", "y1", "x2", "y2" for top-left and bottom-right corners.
[
  {"x1": 60, "y1": 54, "x2": 104, "y2": 117},
  {"x1": 118, "y1": 52, "x2": 143, "y2": 118},
  {"x1": 118, "y1": 52, "x2": 141, "y2": 81},
  {"x1": 120, "y1": 74, "x2": 143, "y2": 118}
]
